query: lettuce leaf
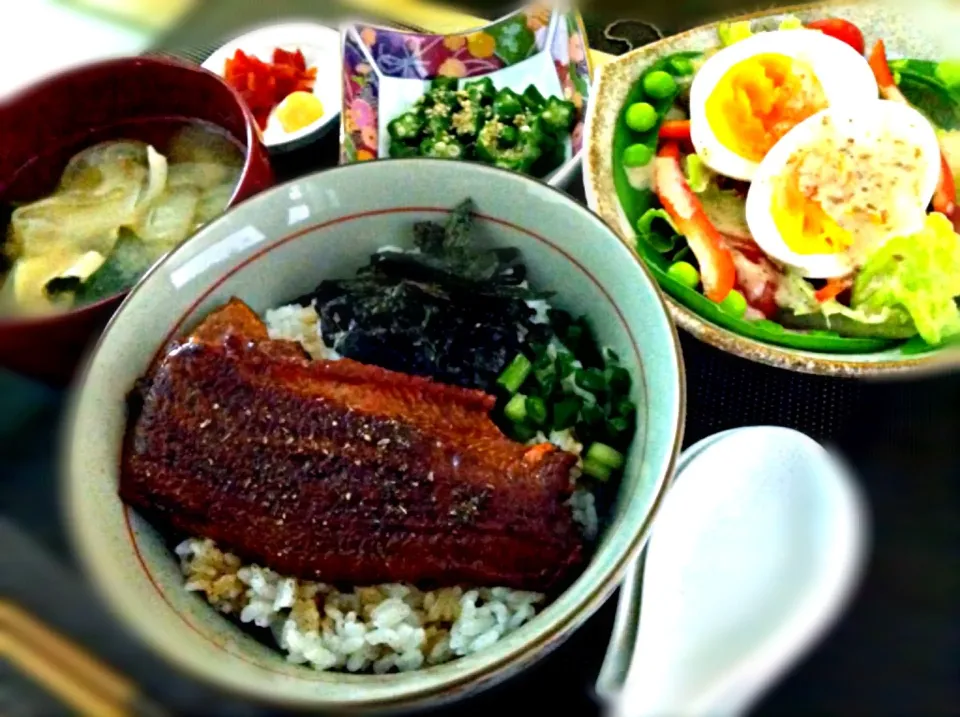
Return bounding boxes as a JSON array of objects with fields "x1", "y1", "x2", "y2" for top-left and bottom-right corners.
[
  {"x1": 776, "y1": 270, "x2": 916, "y2": 338},
  {"x1": 852, "y1": 213, "x2": 960, "y2": 346},
  {"x1": 683, "y1": 154, "x2": 713, "y2": 193},
  {"x1": 717, "y1": 21, "x2": 754, "y2": 47},
  {"x1": 717, "y1": 15, "x2": 804, "y2": 46}
]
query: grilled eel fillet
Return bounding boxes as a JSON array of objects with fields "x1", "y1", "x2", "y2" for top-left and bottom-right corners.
[{"x1": 121, "y1": 299, "x2": 585, "y2": 592}]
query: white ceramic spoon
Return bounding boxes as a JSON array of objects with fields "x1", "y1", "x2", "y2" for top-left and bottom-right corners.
[{"x1": 597, "y1": 426, "x2": 869, "y2": 717}]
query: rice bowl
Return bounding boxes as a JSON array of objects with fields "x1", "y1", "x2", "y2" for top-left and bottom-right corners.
[{"x1": 63, "y1": 159, "x2": 684, "y2": 710}]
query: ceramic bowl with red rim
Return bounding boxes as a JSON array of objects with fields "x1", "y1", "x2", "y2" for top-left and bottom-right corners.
[
  {"x1": 63, "y1": 159, "x2": 684, "y2": 711},
  {"x1": 0, "y1": 56, "x2": 273, "y2": 385},
  {"x1": 583, "y1": 1, "x2": 960, "y2": 377},
  {"x1": 202, "y1": 22, "x2": 343, "y2": 152},
  {"x1": 340, "y1": 1, "x2": 593, "y2": 189}
]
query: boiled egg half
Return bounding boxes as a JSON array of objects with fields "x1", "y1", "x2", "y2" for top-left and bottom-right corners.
[
  {"x1": 689, "y1": 29, "x2": 878, "y2": 181},
  {"x1": 745, "y1": 100, "x2": 942, "y2": 278}
]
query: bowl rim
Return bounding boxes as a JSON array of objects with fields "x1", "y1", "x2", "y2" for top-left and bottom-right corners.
[
  {"x1": 582, "y1": 0, "x2": 960, "y2": 378},
  {"x1": 0, "y1": 54, "x2": 264, "y2": 331},
  {"x1": 62, "y1": 157, "x2": 687, "y2": 709}
]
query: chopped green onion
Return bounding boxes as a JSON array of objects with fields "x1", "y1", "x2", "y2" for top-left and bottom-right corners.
[
  {"x1": 586, "y1": 442, "x2": 625, "y2": 471},
  {"x1": 552, "y1": 397, "x2": 581, "y2": 431},
  {"x1": 564, "y1": 324, "x2": 584, "y2": 350},
  {"x1": 533, "y1": 362, "x2": 556, "y2": 393},
  {"x1": 719, "y1": 289, "x2": 748, "y2": 318},
  {"x1": 526, "y1": 396, "x2": 548, "y2": 426},
  {"x1": 512, "y1": 423, "x2": 538, "y2": 443},
  {"x1": 606, "y1": 417, "x2": 631, "y2": 439},
  {"x1": 575, "y1": 368, "x2": 606, "y2": 394},
  {"x1": 581, "y1": 403, "x2": 605, "y2": 426},
  {"x1": 497, "y1": 353, "x2": 532, "y2": 394},
  {"x1": 624, "y1": 102, "x2": 659, "y2": 133},
  {"x1": 603, "y1": 347, "x2": 621, "y2": 363},
  {"x1": 582, "y1": 458, "x2": 613, "y2": 482},
  {"x1": 667, "y1": 261, "x2": 700, "y2": 289},
  {"x1": 642, "y1": 70, "x2": 677, "y2": 100},
  {"x1": 504, "y1": 394, "x2": 528, "y2": 423},
  {"x1": 555, "y1": 351, "x2": 577, "y2": 379},
  {"x1": 604, "y1": 365, "x2": 631, "y2": 394},
  {"x1": 615, "y1": 398, "x2": 636, "y2": 417}
]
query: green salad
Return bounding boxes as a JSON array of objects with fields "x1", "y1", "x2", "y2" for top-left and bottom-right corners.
[{"x1": 612, "y1": 14, "x2": 960, "y2": 354}]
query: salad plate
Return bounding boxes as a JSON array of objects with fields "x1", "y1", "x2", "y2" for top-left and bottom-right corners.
[
  {"x1": 339, "y1": 1, "x2": 592, "y2": 188},
  {"x1": 584, "y1": 1, "x2": 960, "y2": 377}
]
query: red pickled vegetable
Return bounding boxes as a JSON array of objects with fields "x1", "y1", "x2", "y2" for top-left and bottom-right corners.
[{"x1": 223, "y1": 48, "x2": 318, "y2": 130}]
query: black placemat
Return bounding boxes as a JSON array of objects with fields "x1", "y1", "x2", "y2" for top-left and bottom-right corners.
[{"x1": 2, "y1": 2, "x2": 958, "y2": 715}]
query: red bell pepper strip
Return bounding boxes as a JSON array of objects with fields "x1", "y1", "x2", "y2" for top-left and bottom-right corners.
[
  {"x1": 814, "y1": 277, "x2": 852, "y2": 303},
  {"x1": 655, "y1": 142, "x2": 736, "y2": 302},
  {"x1": 868, "y1": 40, "x2": 905, "y2": 102},
  {"x1": 658, "y1": 120, "x2": 691, "y2": 143},
  {"x1": 869, "y1": 40, "x2": 959, "y2": 227},
  {"x1": 805, "y1": 18, "x2": 865, "y2": 55},
  {"x1": 935, "y1": 153, "x2": 958, "y2": 224}
]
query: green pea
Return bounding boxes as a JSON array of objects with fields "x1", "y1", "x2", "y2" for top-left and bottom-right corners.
[
  {"x1": 623, "y1": 143, "x2": 654, "y2": 168},
  {"x1": 643, "y1": 70, "x2": 677, "y2": 100},
  {"x1": 719, "y1": 289, "x2": 748, "y2": 317},
  {"x1": 669, "y1": 56, "x2": 694, "y2": 76},
  {"x1": 666, "y1": 261, "x2": 700, "y2": 289},
  {"x1": 624, "y1": 102, "x2": 658, "y2": 133}
]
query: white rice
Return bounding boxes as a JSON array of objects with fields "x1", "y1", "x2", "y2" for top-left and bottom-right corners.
[
  {"x1": 264, "y1": 303, "x2": 339, "y2": 361},
  {"x1": 176, "y1": 538, "x2": 544, "y2": 673},
  {"x1": 177, "y1": 302, "x2": 600, "y2": 673}
]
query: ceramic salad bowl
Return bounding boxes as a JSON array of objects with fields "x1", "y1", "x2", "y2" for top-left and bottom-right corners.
[
  {"x1": 584, "y1": 1, "x2": 960, "y2": 377},
  {"x1": 63, "y1": 159, "x2": 684, "y2": 711},
  {"x1": 340, "y1": 1, "x2": 592, "y2": 188}
]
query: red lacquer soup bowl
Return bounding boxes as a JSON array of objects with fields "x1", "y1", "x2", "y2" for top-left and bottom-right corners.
[{"x1": 0, "y1": 56, "x2": 274, "y2": 385}]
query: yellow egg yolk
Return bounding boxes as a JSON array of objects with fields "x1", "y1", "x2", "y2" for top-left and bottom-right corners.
[
  {"x1": 705, "y1": 53, "x2": 828, "y2": 162},
  {"x1": 275, "y1": 91, "x2": 324, "y2": 133},
  {"x1": 770, "y1": 113, "x2": 931, "y2": 258},
  {"x1": 772, "y1": 166, "x2": 853, "y2": 255}
]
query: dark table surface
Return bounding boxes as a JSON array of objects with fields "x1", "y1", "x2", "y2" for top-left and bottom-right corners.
[{"x1": 2, "y1": 1, "x2": 959, "y2": 715}]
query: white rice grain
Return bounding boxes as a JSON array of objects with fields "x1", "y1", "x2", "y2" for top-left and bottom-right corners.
[{"x1": 177, "y1": 538, "x2": 544, "y2": 674}]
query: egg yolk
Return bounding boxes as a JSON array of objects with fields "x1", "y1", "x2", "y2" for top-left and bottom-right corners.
[
  {"x1": 770, "y1": 114, "x2": 930, "y2": 257},
  {"x1": 772, "y1": 165, "x2": 853, "y2": 255},
  {"x1": 275, "y1": 91, "x2": 324, "y2": 133},
  {"x1": 705, "y1": 53, "x2": 828, "y2": 162}
]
